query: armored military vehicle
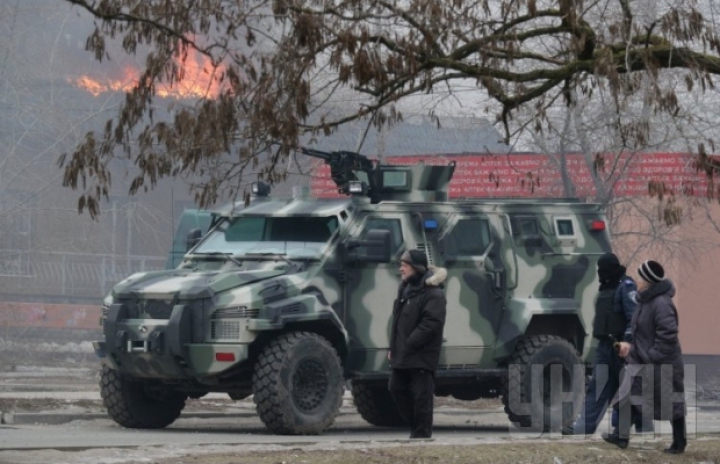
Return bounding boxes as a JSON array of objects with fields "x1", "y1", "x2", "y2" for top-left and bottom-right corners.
[{"x1": 95, "y1": 148, "x2": 610, "y2": 434}]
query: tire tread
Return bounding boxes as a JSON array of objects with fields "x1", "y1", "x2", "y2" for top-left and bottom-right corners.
[
  {"x1": 100, "y1": 365, "x2": 186, "y2": 429},
  {"x1": 252, "y1": 332, "x2": 343, "y2": 435}
]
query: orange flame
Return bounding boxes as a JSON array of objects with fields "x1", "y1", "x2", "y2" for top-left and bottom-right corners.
[{"x1": 71, "y1": 50, "x2": 225, "y2": 99}]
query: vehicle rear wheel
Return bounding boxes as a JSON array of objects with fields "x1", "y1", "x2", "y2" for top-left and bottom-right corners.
[
  {"x1": 352, "y1": 381, "x2": 407, "y2": 427},
  {"x1": 501, "y1": 335, "x2": 584, "y2": 432},
  {"x1": 100, "y1": 365, "x2": 187, "y2": 429},
  {"x1": 252, "y1": 332, "x2": 344, "y2": 435}
]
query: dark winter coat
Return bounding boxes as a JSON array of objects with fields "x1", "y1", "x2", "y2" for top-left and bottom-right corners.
[
  {"x1": 627, "y1": 279, "x2": 686, "y2": 420},
  {"x1": 390, "y1": 266, "x2": 447, "y2": 371}
]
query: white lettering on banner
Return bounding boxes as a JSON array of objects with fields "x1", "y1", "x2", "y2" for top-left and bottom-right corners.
[{"x1": 309, "y1": 153, "x2": 717, "y2": 198}]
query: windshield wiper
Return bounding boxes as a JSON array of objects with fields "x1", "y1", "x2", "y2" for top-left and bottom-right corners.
[
  {"x1": 192, "y1": 252, "x2": 243, "y2": 267},
  {"x1": 242, "y1": 252, "x2": 295, "y2": 266}
]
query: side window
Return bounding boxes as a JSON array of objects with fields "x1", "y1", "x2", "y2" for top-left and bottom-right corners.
[
  {"x1": 519, "y1": 218, "x2": 539, "y2": 236},
  {"x1": 555, "y1": 218, "x2": 575, "y2": 236},
  {"x1": 511, "y1": 215, "x2": 544, "y2": 248},
  {"x1": 443, "y1": 218, "x2": 492, "y2": 257},
  {"x1": 512, "y1": 216, "x2": 540, "y2": 238},
  {"x1": 361, "y1": 217, "x2": 403, "y2": 253}
]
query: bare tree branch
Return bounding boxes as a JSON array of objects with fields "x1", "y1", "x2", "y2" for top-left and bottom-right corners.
[{"x1": 55, "y1": 0, "x2": 720, "y2": 215}]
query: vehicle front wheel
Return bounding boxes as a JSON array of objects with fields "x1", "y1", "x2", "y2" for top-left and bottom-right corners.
[
  {"x1": 100, "y1": 366, "x2": 187, "y2": 429},
  {"x1": 252, "y1": 332, "x2": 344, "y2": 435}
]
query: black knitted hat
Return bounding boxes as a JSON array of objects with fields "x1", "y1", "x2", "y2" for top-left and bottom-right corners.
[{"x1": 638, "y1": 260, "x2": 665, "y2": 284}]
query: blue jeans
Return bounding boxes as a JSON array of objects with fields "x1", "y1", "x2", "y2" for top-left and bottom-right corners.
[{"x1": 572, "y1": 340, "x2": 647, "y2": 434}]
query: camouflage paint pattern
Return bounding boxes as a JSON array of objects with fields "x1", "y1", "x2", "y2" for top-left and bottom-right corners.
[{"x1": 96, "y1": 162, "x2": 610, "y2": 387}]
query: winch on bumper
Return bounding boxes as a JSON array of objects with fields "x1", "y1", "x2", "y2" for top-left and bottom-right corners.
[{"x1": 94, "y1": 302, "x2": 249, "y2": 378}]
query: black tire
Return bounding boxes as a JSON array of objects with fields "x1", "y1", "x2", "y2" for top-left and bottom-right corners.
[
  {"x1": 352, "y1": 382, "x2": 407, "y2": 427},
  {"x1": 252, "y1": 332, "x2": 344, "y2": 435},
  {"x1": 501, "y1": 335, "x2": 584, "y2": 432},
  {"x1": 100, "y1": 366, "x2": 187, "y2": 429}
]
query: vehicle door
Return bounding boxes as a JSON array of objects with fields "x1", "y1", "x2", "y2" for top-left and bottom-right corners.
[
  {"x1": 342, "y1": 213, "x2": 407, "y2": 372},
  {"x1": 437, "y1": 214, "x2": 507, "y2": 367}
]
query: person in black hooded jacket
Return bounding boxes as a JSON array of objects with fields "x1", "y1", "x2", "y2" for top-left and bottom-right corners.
[
  {"x1": 388, "y1": 249, "x2": 447, "y2": 439},
  {"x1": 563, "y1": 252, "x2": 649, "y2": 436}
]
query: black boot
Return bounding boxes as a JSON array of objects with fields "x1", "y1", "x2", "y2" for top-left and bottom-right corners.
[
  {"x1": 604, "y1": 405, "x2": 631, "y2": 450},
  {"x1": 664, "y1": 417, "x2": 686, "y2": 454},
  {"x1": 602, "y1": 432, "x2": 629, "y2": 449}
]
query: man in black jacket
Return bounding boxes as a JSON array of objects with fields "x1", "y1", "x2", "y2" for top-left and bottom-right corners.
[{"x1": 388, "y1": 249, "x2": 447, "y2": 439}]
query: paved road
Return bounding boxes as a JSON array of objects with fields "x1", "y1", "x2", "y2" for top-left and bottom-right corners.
[
  {"x1": 2, "y1": 403, "x2": 720, "y2": 464},
  {"x1": 1, "y1": 368, "x2": 719, "y2": 464},
  {"x1": 0, "y1": 407, "x2": 511, "y2": 448}
]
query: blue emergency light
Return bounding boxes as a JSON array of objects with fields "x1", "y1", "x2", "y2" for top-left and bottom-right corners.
[{"x1": 423, "y1": 219, "x2": 439, "y2": 230}]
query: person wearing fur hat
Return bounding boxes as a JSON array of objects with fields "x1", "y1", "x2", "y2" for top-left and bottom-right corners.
[
  {"x1": 603, "y1": 260, "x2": 687, "y2": 454},
  {"x1": 563, "y1": 252, "x2": 649, "y2": 436},
  {"x1": 388, "y1": 249, "x2": 447, "y2": 439}
]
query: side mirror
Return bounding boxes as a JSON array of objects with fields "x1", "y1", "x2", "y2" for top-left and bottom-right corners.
[
  {"x1": 346, "y1": 229, "x2": 392, "y2": 263},
  {"x1": 186, "y1": 228, "x2": 203, "y2": 251}
]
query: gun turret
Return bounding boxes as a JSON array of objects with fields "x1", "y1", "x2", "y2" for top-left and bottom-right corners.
[
  {"x1": 301, "y1": 147, "x2": 456, "y2": 203},
  {"x1": 300, "y1": 148, "x2": 375, "y2": 195}
]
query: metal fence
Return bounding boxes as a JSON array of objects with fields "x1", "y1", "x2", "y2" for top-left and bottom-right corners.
[{"x1": 0, "y1": 250, "x2": 167, "y2": 299}]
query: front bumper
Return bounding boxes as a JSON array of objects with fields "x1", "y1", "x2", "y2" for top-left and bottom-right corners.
[
  {"x1": 94, "y1": 340, "x2": 248, "y2": 378},
  {"x1": 97, "y1": 302, "x2": 249, "y2": 378}
]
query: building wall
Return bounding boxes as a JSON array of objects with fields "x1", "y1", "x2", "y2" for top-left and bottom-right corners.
[{"x1": 616, "y1": 201, "x2": 720, "y2": 355}]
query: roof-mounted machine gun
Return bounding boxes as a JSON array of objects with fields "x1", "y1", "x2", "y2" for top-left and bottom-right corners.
[
  {"x1": 300, "y1": 147, "x2": 375, "y2": 196},
  {"x1": 300, "y1": 147, "x2": 456, "y2": 203}
]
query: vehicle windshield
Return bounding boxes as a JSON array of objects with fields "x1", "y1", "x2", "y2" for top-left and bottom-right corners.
[{"x1": 192, "y1": 215, "x2": 339, "y2": 259}]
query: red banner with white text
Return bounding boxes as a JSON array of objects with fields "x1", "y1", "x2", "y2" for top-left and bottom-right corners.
[{"x1": 309, "y1": 152, "x2": 718, "y2": 199}]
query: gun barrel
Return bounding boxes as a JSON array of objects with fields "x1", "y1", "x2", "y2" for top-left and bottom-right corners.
[{"x1": 299, "y1": 147, "x2": 332, "y2": 160}]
